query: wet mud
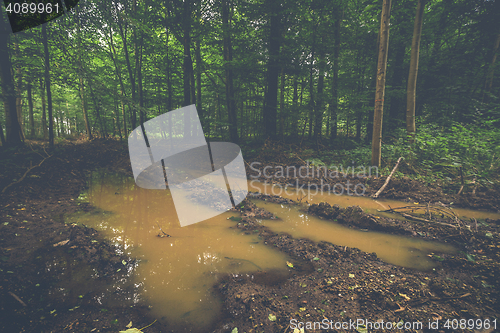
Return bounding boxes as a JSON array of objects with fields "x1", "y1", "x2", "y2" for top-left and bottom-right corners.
[{"x1": 0, "y1": 139, "x2": 499, "y2": 332}]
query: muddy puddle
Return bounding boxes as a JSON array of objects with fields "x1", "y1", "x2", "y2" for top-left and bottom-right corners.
[
  {"x1": 253, "y1": 200, "x2": 455, "y2": 270},
  {"x1": 67, "y1": 172, "x2": 292, "y2": 331},
  {"x1": 66, "y1": 173, "x2": 500, "y2": 331},
  {"x1": 249, "y1": 181, "x2": 500, "y2": 220}
]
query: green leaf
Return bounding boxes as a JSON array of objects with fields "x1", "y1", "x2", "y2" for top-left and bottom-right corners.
[
  {"x1": 268, "y1": 313, "x2": 276, "y2": 321},
  {"x1": 465, "y1": 253, "x2": 475, "y2": 262},
  {"x1": 313, "y1": 257, "x2": 319, "y2": 261},
  {"x1": 228, "y1": 216, "x2": 242, "y2": 221},
  {"x1": 231, "y1": 328, "x2": 238, "y2": 333}
]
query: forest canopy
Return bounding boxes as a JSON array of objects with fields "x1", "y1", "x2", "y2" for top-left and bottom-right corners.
[{"x1": 0, "y1": 0, "x2": 499, "y2": 159}]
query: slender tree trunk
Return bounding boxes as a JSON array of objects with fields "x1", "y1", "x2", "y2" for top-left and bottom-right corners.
[
  {"x1": 136, "y1": 34, "x2": 145, "y2": 124},
  {"x1": 166, "y1": 28, "x2": 172, "y2": 112},
  {"x1": 292, "y1": 76, "x2": 298, "y2": 134},
  {"x1": 308, "y1": 38, "x2": 315, "y2": 139},
  {"x1": 406, "y1": 0, "x2": 425, "y2": 143},
  {"x1": 223, "y1": 0, "x2": 238, "y2": 142},
  {"x1": 314, "y1": 50, "x2": 326, "y2": 142},
  {"x1": 40, "y1": 78, "x2": 47, "y2": 139},
  {"x1": 279, "y1": 68, "x2": 285, "y2": 139},
  {"x1": 42, "y1": 24, "x2": 54, "y2": 149},
  {"x1": 115, "y1": 1, "x2": 137, "y2": 129},
  {"x1": 263, "y1": 0, "x2": 281, "y2": 140},
  {"x1": 27, "y1": 83, "x2": 35, "y2": 137},
  {"x1": 371, "y1": 0, "x2": 391, "y2": 167},
  {"x1": 15, "y1": 42, "x2": 25, "y2": 141},
  {"x1": 330, "y1": 8, "x2": 341, "y2": 141},
  {"x1": 195, "y1": 38, "x2": 203, "y2": 127}
]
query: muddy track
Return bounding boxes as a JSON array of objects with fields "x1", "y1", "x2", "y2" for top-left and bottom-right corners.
[{"x1": 1, "y1": 140, "x2": 499, "y2": 332}]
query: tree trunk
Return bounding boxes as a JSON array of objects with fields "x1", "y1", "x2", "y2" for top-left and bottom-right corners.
[
  {"x1": 0, "y1": 19, "x2": 23, "y2": 147},
  {"x1": 40, "y1": 78, "x2": 47, "y2": 139},
  {"x1": 279, "y1": 68, "x2": 285, "y2": 139},
  {"x1": 330, "y1": 9, "x2": 340, "y2": 141},
  {"x1": 115, "y1": 0, "x2": 137, "y2": 129},
  {"x1": 371, "y1": 0, "x2": 391, "y2": 167},
  {"x1": 263, "y1": 0, "x2": 281, "y2": 140},
  {"x1": 42, "y1": 24, "x2": 54, "y2": 149},
  {"x1": 223, "y1": 0, "x2": 238, "y2": 143},
  {"x1": 314, "y1": 50, "x2": 326, "y2": 142},
  {"x1": 27, "y1": 83, "x2": 35, "y2": 137},
  {"x1": 15, "y1": 42, "x2": 25, "y2": 141},
  {"x1": 292, "y1": 76, "x2": 298, "y2": 134},
  {"x1": 195, "y1": 38, "x2": 203, "y2": 127},
  {"x1": 406, "y1": 0, "x2": 425, "y2": 143}
]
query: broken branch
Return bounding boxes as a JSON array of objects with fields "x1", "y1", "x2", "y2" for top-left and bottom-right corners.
[{"x1": 372, "y1": 157, "x2": 403, "y2": 199}]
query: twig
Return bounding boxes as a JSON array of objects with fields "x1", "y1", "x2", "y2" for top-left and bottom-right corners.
[
  {"x1": 8, "y1": 291, "x2": 27, "y2": 307},
  {"x1": 400, "y1": 213, "x2": 457, "y2": 228},
  {"x1": 2, "y1": 154, "x2": 52, "y2": 194},
  {"x1": 156, "y1": 222, "x2": 171, "y2": 237},
  {"x1": 372, "y1": 157, "x2": 403, "y2": 199}
]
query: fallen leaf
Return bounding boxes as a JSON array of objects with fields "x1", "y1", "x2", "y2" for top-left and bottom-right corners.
[{"x1": 53, "y1": 240, "x2": 69, "y2": 247}]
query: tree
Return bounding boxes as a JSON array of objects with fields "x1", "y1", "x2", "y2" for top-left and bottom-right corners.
[
  {"x1": 42, "y1": 23, "x2": 54, "y2": 148},
  {"x1": 222, "y1": 0, "x2": 238, "y2": 143},
  {"x1": 371, "y1": 0, "x2": 391, "y2": 167},
  {"x1": 0, "y1": 15, "x2": 23, "y2": 146},
  {"x1": 263, "y1": 0, "x2": 281, "y2": 140},
  {"x1": 406, "y1": 0, "x2": 425, "y2": 143}
]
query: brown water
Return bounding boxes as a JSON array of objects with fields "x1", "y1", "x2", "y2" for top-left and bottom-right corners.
[
  {"x1": 254, "y1": 200, "x2": 455, "y2": 270},
  {"x1": 69, "y1": 174, "x2": 500, "y2": 330},
  {"x1": 248, "y1": 181, "x2": 500, "y2": 220},
  {"x1": 72, "y1": 173, "x2": 291, "y2": 331}
]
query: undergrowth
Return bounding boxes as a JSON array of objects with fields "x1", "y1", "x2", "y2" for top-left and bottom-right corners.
[{"x1": 305, "y1": 121, "x2": 500, "y2": 192}]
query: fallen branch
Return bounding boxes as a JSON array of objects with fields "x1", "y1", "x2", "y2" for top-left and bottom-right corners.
[
  {"x1": 2, "y1": 152, "x2": 52, "y2": 194},
  {"x1": 372, "y1": 157, "x2": 403, "y2": 199},
  {"x1": 8, "y1": 291, "x2": 27, "y2": 307}
]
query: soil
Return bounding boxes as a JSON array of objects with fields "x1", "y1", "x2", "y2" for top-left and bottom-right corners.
[{"x1": 1, "y1": 139, "x2": 499, "y2": 332}]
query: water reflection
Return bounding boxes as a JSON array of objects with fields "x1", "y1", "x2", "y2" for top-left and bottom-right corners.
[
  {"x1": 254, "y1": 201, "x2": 456, "y2": 270},
  {"x1": 79, "y1": 172, "x2": 290, "y2": 331}
]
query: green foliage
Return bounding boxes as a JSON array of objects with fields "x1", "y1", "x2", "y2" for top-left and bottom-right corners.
[{"x1": 307, "y1": 120, "x2": 500, "y2": 188}]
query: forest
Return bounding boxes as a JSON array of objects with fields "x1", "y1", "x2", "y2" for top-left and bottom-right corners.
[{"x1": 1, "y1": 0, "x2": 500, "y2": 332}]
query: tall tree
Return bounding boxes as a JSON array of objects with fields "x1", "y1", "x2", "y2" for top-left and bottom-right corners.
[
  {"x1": 406, "y1": 0, "x2": 425, "y2": 143},
  {"x1": 222, "y1": 0, "x2": 238, "y2": 143},
  {"x1": 42, "y1": 24, "x2": 54, "y2": 148},
  {"x1": 263, "y1": 0, "x2": 281, "y2": 139},
  {"x1": 0, "y1": 15, "x2": 23, "y2": 146},
  {"x1": 371, "y1": 0, "x2": 392, "y2": 167},
  {"x1": 329, "y1": 6, "x2": 341, "y2": 141}
]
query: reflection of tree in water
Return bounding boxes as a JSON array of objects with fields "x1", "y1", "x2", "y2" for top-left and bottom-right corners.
[{"x1": 181, "y1": 179, "x2": 245, "y2": 210}]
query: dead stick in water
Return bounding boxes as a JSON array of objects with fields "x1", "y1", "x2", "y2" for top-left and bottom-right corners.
[{"x1": 372, "y1": 157, "x2": 403, "y2": 199}]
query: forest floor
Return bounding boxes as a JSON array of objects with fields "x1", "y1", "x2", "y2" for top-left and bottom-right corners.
[{"x1": 0, "y1": 139, "x2": 499, "y2": 333}]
